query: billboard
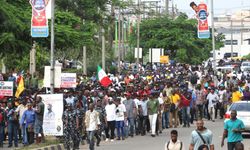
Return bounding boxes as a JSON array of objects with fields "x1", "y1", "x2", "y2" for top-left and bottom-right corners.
[{"x1": 30, "y1": 0, "x2": 50, "y2": 37}]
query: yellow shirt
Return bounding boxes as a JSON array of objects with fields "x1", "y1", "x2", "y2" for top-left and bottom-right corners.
[
  {"x1": 232, "y1": 91, "x2": 242, "y2": 103},
  {"x1": 171, "y1": 94, "x2": 180, "y2": 104}
]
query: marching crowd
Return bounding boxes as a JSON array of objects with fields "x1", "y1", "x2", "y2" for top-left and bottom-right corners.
[{"x1": 0, "y1": 62, "x2": 249, "y2": 150}]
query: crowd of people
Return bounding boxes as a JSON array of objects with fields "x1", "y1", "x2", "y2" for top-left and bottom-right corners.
[{"x1": 0, "y1": 62, "x2": 249, "y2": 150}]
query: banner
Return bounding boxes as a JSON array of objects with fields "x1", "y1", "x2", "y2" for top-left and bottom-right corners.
[
  {"x1": 134, "y1": 48, "x2": 142, "y2": 58},
  {"x1": 43, "y1": 66, "x2": 61, "y2": 88},
  {"x1": 39, "y1": 94, "x2": 63, "y2": 136},
  {"x1": 60, "y1": 73, "x2": 77, "y2": 88},
  {"x1": 0, "y1": 81, "x2": 13, "y2": 96},
  {"x1": 197, "y1": 3, "x2": 210, "y2": 39},
  {"x1": 30, "y1": 0, "x2": 50, "y2": 37},
  {"x1": 160, "y1": 56, "x2": 169, "y2": 64}
]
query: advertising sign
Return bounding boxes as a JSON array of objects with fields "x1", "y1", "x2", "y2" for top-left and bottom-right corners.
[
  {"x1": 197, "y1": 3, "x2": 210, "y2": 39},
  {"x1": 30, "y1": 0, "x2": 50, "y2": 37},
  {"x1": 0, "y1": 81, "x2": 13, "y2": 96}
]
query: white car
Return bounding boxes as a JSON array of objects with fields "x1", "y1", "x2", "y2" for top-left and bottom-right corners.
[
  {"x1": 224, "y1": 101, "x2": 250, "y2": 131},
  {"x1": 241, "y1": 61, "x2": 250, "y2": 72}
]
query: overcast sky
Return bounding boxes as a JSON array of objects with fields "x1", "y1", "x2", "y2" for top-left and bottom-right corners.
[{"x1": 173, "y1": 0, "x2": 250, "y2": 16}]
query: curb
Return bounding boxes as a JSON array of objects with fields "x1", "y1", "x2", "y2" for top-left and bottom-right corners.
[{"x1": 35, "y1": 144, "x2": 65, "y2": 150}]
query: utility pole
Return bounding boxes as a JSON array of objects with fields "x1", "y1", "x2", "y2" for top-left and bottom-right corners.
[
  {"x1": 118, "y1": 7, "x2": 121, "y2": 73},
  {"x1": 211, "y1": 0, "x2": 216, "y2": 70},
  {"x1": 231, "y1": 19, "x2": 233, "y2": 59},
  {"x1": 30, "y1": 41, "x2": 36, "y2": 78},
  {"x1": 82, "y1": 46, "x2": 86, "y2": 74},
  {"x1": 172, "y1": 0, "x2": 175, "y2": 19},
  {"x1": 121, "y1": 12, "x2": 125, "y2": 61},
  {"x1": 136, "y1": 0, "x2": 140, "y2": 72},
  {"x1": 50, "y1": 0, "x2": 55, "y2": 94},
  {"x1": 241, "y1": 17, "x2": 243, "y2": 45},
  {"x1": 101, "y1": 28, "x2": 105, "y2": 71}
]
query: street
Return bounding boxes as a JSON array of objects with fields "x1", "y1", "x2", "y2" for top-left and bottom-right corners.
[{"x1": 80, "y1": 119, "x2": 250, "y2": 150}]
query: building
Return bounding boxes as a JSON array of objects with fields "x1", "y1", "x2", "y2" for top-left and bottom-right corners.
[{"x1": 214, "y1": 10, "x2": 250, "y2": 59}]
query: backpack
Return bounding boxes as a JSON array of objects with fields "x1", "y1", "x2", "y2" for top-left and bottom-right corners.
[{"x1": 166, "y1": 141, "x2": 183, "y2": 150}]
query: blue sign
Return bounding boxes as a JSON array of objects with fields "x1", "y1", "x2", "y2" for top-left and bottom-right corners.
[{"x1": 31, "y1": 26, "x2": 49, "y2": 37}]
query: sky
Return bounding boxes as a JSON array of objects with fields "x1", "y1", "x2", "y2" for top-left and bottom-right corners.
[{"x1": 173, "y1": 0, "x2": 250, "y2": 17}]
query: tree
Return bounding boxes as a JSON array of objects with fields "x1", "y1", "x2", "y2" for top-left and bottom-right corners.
[{"x1": 129, "y1": 14, "x2": 225, "y2": 64}]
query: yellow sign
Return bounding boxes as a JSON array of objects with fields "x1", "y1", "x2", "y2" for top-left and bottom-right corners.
[{"x1": 160, "y1": 56, "x2": 169, "y2": 64}]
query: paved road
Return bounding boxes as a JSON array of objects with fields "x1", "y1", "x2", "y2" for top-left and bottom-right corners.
[
  {"x1": 2, "y1": 119, "x2": 249, "y2": 150},
  {"x1": 81, "y1": 119, "x2": 250, "y2": 150}
]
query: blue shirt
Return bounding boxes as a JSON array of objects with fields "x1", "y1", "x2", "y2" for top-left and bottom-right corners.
[
  {"x1": 224, "y1": 118, "x2": 245, "y2": 143},
  {"x1": 21, "y1": 109, "x2": 36, "y2": 128}
]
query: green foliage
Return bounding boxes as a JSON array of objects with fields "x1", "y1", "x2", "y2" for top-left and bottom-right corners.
[
  {"x1": 129, "y1": 15, "x2": 224, "y2": 64},
  {"x1": 243, "y1": 53, "x2": 250, "y2": 60},
  {"x1": 0, "y1": 0, "x2": 115, "y2": 73}
]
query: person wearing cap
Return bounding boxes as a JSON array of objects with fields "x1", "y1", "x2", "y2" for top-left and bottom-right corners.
[
  {"x1": 20, "y1": 102, "x2": 35, "y2": 145},
  {"x1": 105, "y1": 98, "x2": 116, "y2": 142},
  {"x1": 63, "y1": 103, "x2": 80, "y2": 150},
  {"x1": 94, "y1": 99, "x2": 105, "y2": 146},
  {"x1": 123, "y1": 92, "x2": 137, "y2": 137}
]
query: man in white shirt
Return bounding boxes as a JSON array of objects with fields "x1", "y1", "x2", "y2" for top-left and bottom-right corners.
[
  {"x1": 105, "y1": 98, "x2": 116, "y2": 142},
  {"x1": 115, "y1": 98, "x2": 127, "y2": 140},
  {"x1": 206, "y1": 89, "x2": 219, "y2": 122},
  {"x1": 85, "y1": 103, "x2": 100, "y2": 150},
  {"x1": 165, "y1": 130, "x2": 184, "y2": 150}
]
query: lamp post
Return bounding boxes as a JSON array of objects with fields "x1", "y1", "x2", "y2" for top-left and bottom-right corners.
[
  {"x1": 50, "y1": 0, "x2": 55, "y2": 94},
  {"x1": 211, "y1": 0, "x2": 216, "y2": 70},
  {"x1": 136, "y1": 0, "x2": 140, "y2": 72}
]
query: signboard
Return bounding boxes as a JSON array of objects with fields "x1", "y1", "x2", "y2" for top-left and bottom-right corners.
[
  {"x1": 43, "y1": 66, "x2": 62, "y2": 88},
  {"x1": 160, "y1": 56, "x2": 169, "y2": 64},
  {"x1": 0, "y1": 81, "x2": 13, "y2": 96},
  {"x1": 60, "y1": 73, "x2": 77, "y2": 88},
  {"x1": 40, "y1": 94, "x2": 63, "y2": 136},
  {"x1": 30, "y1": 0, "x2": 50, "y2": 37},
  {"x1": 197, "y1": 3, "x2": 210, "y2": 39},
  {"x1": 134, "y1": 48, "x2": 142, "y2": 58},
  {"x1": 149, "y1": 48, "x2": 164, "y2": 63}
]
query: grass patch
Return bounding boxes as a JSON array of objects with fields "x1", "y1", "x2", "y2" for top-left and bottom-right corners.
[{"x1": 17, "y1": 136, "x2": 63, "y2": 150}]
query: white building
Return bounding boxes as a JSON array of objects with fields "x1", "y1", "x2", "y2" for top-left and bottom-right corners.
[{"x1": 214, "y1": 10, "x2": 250, "y2": 59}]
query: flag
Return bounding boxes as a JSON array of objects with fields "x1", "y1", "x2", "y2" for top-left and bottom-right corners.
[
  {"x1": 97, "y1": 66, "x2": 112, "y2": 87},
  {"x1": 15, "y1": 76, "x2": 24, "y2": 98}
]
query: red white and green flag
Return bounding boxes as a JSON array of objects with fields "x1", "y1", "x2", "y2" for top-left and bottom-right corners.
[{"x1": 97, "y1": 66, "x2": 112, "y2": 87}]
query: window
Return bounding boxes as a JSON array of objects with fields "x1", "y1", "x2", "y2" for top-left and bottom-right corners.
[
  {"x1": 229, "y1": 103, "x2": 250, "y2": 111},
  {"x1": 225, "y1": 40, "x2": 238, "y2": 45}
]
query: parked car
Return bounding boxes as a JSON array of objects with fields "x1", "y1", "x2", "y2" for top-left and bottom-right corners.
[
  {"x1": 241, "y1": 61, "x2": 250, "y2": 72},
  {"x1": 224, "y1": 101, "x2": 250, "y2": 132}
]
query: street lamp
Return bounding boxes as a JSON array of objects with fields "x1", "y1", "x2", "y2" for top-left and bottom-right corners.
[{"x1": 211, "y1": 0, "x2": 216, "y2": 71}]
